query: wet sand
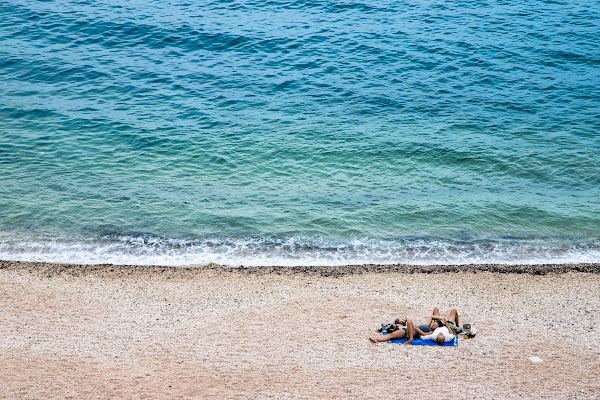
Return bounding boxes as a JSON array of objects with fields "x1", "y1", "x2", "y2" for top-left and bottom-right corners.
[{"x1": 1, "y1": 260, "x2": 599, "y2": 399}]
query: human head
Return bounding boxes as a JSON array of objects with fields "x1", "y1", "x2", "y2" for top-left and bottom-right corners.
[
  {"x1": 430, "y1": 321, "x2": 439, "y2": 330},
  {"x1": 436, "y1": 333, "x2": 445, "y2": 345}
]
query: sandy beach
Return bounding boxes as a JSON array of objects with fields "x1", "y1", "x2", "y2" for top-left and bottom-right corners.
[{"x1": 1, "y1": 260, "x2": 599, "y2": 399}]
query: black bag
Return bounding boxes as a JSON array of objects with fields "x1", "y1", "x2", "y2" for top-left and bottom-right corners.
[{"x1": 377, "y1": 323, "x2": 398, "y2": 333}]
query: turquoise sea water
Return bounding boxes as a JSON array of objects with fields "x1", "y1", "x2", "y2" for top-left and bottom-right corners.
[{"x1": 1, "y1": 0, "x2": 599, "y2": 266}]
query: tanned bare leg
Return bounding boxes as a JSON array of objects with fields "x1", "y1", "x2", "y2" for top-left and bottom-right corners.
[{"x1": 369, "y1": 328, "x2": 406, "y2": 343}]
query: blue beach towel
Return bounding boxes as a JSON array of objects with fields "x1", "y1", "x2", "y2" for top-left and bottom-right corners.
[{"x1": 384, "y1": 332, "x2": 458, "y2": 347}]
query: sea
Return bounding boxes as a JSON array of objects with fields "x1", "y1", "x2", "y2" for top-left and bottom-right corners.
[{"x1": 1, "y1": 0, "x2": 599, "y2": 266}]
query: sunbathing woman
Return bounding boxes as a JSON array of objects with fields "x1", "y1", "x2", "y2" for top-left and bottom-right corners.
[
  {"x1": 425, "y1": 307, "x2": 460, "y2": 332},
  {"x1": 369, "y1": 319, "x2": 420, "y2": 344}
]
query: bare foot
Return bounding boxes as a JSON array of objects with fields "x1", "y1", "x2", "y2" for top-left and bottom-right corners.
[{"x1": 369, "y1": 337, "x2": 378, "y2": 343}]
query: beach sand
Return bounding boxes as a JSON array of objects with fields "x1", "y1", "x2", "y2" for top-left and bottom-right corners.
[{"x1": 1, "y1": 260, "x2": 599, "y2": 399}]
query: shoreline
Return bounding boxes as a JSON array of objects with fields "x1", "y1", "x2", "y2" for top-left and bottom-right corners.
[{"x1": 2, "y1": 259, "x2": 599, "y2": 277}]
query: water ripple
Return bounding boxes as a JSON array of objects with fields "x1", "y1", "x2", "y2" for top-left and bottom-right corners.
[{"x1": 0, "y1": 0, "x2": 599, "y2": 265}]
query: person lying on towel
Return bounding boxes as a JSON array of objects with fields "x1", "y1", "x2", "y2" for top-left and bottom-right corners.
[
  {"x1": 415, "y1": 319, "x2": 455, "y2": 345},
  {"x1": 369, "y1": 319, "x2": 420, "y2": 344}
]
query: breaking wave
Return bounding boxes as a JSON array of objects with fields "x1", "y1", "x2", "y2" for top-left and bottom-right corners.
[{"x1": 1, "y1": 235, "x2": 598, "y2": 267}]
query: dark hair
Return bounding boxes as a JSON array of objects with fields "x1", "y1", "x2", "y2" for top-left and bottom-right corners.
[{"x1": 436, "y1": 335, "x2": 445, "y2": 345}]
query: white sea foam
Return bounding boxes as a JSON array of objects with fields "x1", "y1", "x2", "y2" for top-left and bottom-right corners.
[{"x1": 0, "y1": 236, "x2": 598, "y2": 266}]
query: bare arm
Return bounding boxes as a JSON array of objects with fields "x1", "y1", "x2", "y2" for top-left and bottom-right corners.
[
  {"x1": 433, "y1": 316, "x2": 450, "y2": 330},
  {"x1": 420, "y1": 326, "x2": 438, "y2": 341},
  {"x1": 442, "y1": 318, "x2": 451, "y2": 331},
  {"x1": 414, "y1": 326, "x2": 430, "y2": 336}
]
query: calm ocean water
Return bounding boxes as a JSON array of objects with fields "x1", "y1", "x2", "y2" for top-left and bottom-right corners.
[{"x1": 1, "y1": 0, "x2": 599, "y2": 266}]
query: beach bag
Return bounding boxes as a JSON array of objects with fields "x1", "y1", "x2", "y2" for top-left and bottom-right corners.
[{"x1": 377, "y1": 323, "x2": 398, "y2": 334}]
